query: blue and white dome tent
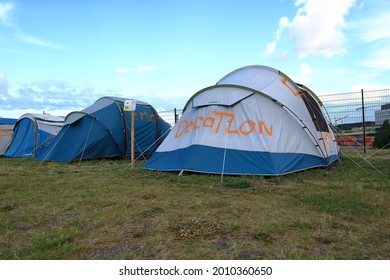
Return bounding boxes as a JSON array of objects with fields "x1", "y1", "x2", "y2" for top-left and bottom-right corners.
[{"x1": 144, "y1": 65, "x2": 340, "y2": 176}]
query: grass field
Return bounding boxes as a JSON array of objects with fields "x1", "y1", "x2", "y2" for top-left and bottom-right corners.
[{"x1": 0, "y1": 148, "x2": 389, "y2": 260}]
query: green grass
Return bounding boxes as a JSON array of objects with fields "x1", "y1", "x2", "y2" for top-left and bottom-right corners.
[{"x1": 0, "y1": 148, "x2": 389, "y2": 260}]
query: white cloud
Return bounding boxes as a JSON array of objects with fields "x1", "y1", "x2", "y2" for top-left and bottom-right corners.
[
  {"x1": 265, "y1": 0, "x2": 355, "y2": 59},
  {"x1": 0, "y1": 72, "x2": 8, "y2": 96},
  {"x1": 0, "y1": 79, "x2": 103, "y2": 113},
  {"x1": 115, "y1": 67, "x2": 129, "y2": 73},
  {"x1": 351, "y1": 3, "x2": 390, "y2": 71},
  {"x1": 356, "y1": 15, "x2": 390, "y2": 43},
  {"x1": 275, "y1": 17, "x2": 291, "y2": 40},
  {"x1": 289, "y1": 63, "x2": 312, "y2": 84},
  {"x1": 293, "y1": 0, "x2": 355, "y2": 58},
  {"x1": 0, "y1": 71, "x2": 7, "y2": 83},
  {"x1": 352, "y1": 1, "x2": 390, "y2": 44},
  {"x1": 361, "y1": 45, "x2": 390, "y2": 70},
  {"x1": 334, "y1": 68, "x2": 348, "y2": 75},
  {"x1": 15, "y1": 32, "x2": 65, "y2": 51},
  {"x1": 275, "y1": 50, "x2": 289, "y2": 60},
  {"x1": 135, "y1": 65, "x2": 160, "y2": 76},
  {"x1": 264, "y1": 41, "x2": 276, "y2": 56},
  {"x1": 0, "y1": 3, "x2": 65, "y2": 51},
  {"x1": 263, "y1": 17, "x2": 290, "y2": 57},
  {"x1": 0, "y1": 2, "x2": 14, "y2": 27},
  {"x1": 301, "y1": 62, "x2": 312, "y2": 77},
  {"x1": 134, "y1": 62, "x2": 175, "y2": 76}
]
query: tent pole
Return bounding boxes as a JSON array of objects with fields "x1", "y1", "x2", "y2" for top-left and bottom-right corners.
[
  {"x1": 361, "y1": 89, "x2": 366, "y2": 154},
  {"x1": 79, "y1": 118, "x2": 95, "y2": 164},
  {"x1": 131, "y1": 110, "x2": 135, "y2": 169},
  {"x1": 33, "y1": 118, "x2": 37, "y2": 158},
  {"x1": 122, "y1": 108, "x2": 128, "y2": 158},
  {"x1": 221, "y1": 108, "x2": 230, "y2": 183}
]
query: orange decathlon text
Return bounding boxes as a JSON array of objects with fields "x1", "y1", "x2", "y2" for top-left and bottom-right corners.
[{"x1": 175, "y1": 110, "x2": 273, "y2": 139}]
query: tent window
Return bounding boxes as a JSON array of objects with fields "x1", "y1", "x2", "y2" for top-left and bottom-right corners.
[{"x1": 301, "y1": 90, "x2": 329, "y2": 132}]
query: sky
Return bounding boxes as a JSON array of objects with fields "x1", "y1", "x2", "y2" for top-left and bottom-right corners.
[{"x1": 1, "y1": 0, "x2": 390, "y2": 118}]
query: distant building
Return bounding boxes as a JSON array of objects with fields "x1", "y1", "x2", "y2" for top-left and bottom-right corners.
[
  {"x1": 381, "y1": 103, "x2": 390, "y2": 110},
  {"x1": 375, "y1": 104, "x2": 390, "y2": 128}
]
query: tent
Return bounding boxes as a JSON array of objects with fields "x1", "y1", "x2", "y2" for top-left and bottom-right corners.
[
  {"x1": 0, "y1": 118, "x2": 17, "y2": 155},
  {"x1": 3, "y1": 114, "x2": 64, "y2": 158},
  {"x1": 38, "y1": 96, "x2": 171, "y2": 162},
  {"x1": 144, "y1": 65, "x2": 340, "y2": 176}
]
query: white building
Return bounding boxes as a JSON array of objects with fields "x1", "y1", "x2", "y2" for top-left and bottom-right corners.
[{"x1": 375, "y1": 104, "x2": 390, "y2": 128}]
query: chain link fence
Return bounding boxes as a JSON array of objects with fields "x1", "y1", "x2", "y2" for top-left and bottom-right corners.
[
  {"x1": 158, "y1": 108, "x2": 183, "y2": 127},
  {"x1": 321, "y1": 89, "x2": 390, "y2": 149}
]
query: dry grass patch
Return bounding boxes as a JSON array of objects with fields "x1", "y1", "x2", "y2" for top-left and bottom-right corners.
[{"x1": 172, "y1": 217, "x2": 224, "y2": 240}]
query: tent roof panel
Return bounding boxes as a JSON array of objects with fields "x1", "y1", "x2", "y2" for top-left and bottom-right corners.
[
  {"x1": 64, "y1": 96, "x2": 153, "y2": 125},
  {"x1": 191, "y1": 86, "x2": 255, "y2": 108},
  {"x1": 217, "y1": 65, "x2": 301, "y2": 101},
  {"x1": 0, "y1": 118, "x2": 17, "y2": 125},
  {"x1": 19, "y1": 113, "x2": 64, "y2": 123}
]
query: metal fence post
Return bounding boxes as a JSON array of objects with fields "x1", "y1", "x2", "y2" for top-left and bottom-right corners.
[
  {"x1": 361, "y1": 89, "x2": 366, "y2": 153},
  {"x1": 174, "y1": 108, "x2": 178, "y2": 123}
]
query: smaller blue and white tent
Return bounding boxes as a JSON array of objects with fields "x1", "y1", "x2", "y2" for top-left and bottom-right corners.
[
  {"x1": 38, "y1": 96, "x2": 171, "y2": 162},
  {"x1": 3, "y1": 113, "x2": 64, "y2": 158},
  {"x1": 0, "y1": 118, "x2": 17, "y2": 155}
]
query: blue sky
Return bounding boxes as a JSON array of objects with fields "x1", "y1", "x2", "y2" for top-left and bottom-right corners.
[{"x1": 1, "y1": 0, "x2": 389, "y2": 118}]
